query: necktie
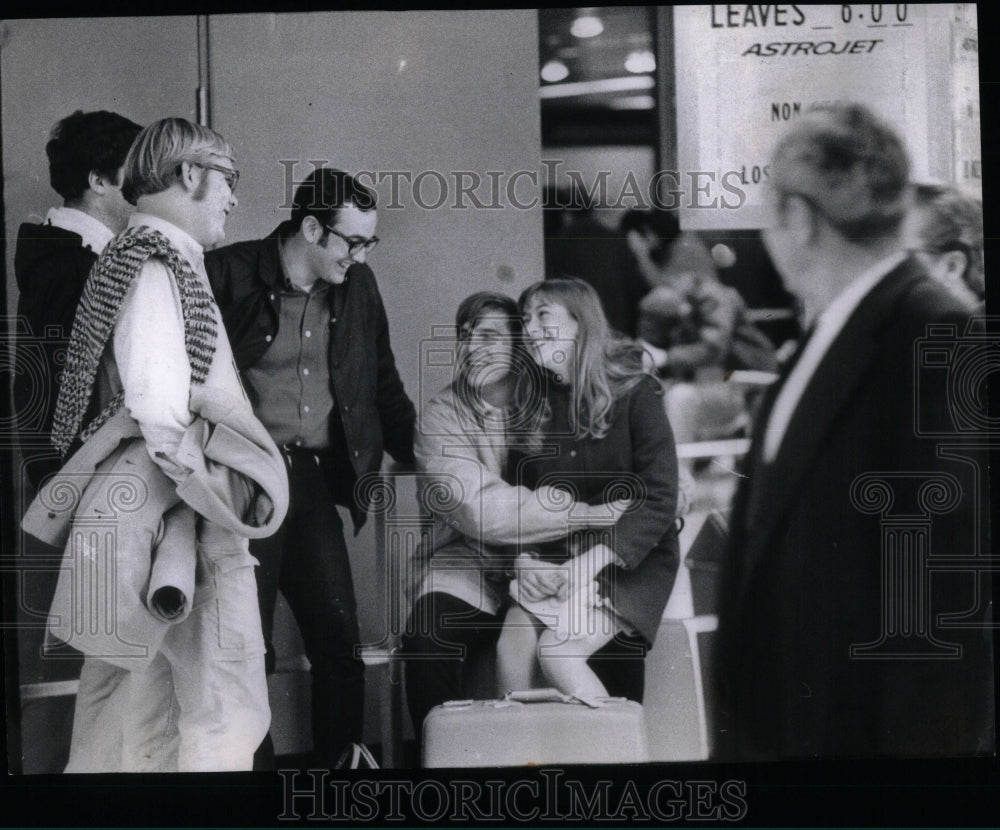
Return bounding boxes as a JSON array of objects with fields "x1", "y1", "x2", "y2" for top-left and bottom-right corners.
[{"x1": 759, "y1": 320, "x2": 823, "y2": 464}]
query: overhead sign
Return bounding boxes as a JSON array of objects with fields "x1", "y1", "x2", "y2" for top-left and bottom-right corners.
[
  {"x1": 951, "y1": 15, "x2": 981, "y2": 199},
  {"x1": 673, "y1": 4, "x2": 966, "y2": 229}
]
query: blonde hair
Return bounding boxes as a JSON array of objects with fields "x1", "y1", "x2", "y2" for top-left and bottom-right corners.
[
  {"x1": 122, "y1": 117, "x2": 232, "y2": 203},
  {"x1": 519, "y1": 279, "x2": 653, "y2": 440}
]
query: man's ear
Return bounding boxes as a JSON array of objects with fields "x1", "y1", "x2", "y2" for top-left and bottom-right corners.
[
  {"x1": 300, "y1": 215, "x2": 324, "y2": 244},
  {"x1": 88, "y1": 170, "x2": 110, "y2": 194},
  {"x1": 176, "y1": 159, "x2": 202, "y2": 193},
  {"x1": 783, "y1": 193, "x2": 818, "y2": 246},
  {"x1": 940, "y1": 250, "x2": 968, "y2": 285}
]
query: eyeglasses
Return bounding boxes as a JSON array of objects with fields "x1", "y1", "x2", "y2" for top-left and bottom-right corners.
[
  {"x1": 914, "y1": 242, "x2": 972, "y2": 258},
  {"x1": 194, "y1": 162, "x2": 240, "y2": 192},
  {"x1": 324, "y1": 225, "x2": 379, "y2": 256}
]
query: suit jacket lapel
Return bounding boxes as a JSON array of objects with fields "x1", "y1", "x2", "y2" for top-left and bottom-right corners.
[
  {"x1": 734, "y1": 260, "x2": 923, "y2": 594},
  {"x1": 739, "y1": 327, "x2": 812, "y2": 534}
]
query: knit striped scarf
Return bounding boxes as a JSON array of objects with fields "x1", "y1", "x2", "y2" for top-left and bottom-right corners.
[{"x1": 50, "y1": 225, "x2": 218, "y2": 457}]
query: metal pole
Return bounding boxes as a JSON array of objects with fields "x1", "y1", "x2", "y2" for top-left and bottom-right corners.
[{"x1": 196, "y1": 15, "x2": 211, "y2": 127}]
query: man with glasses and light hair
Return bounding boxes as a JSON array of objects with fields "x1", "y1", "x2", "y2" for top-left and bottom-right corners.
[
  {"x1": 207, "y1": 167, "x2": 416, "y2": 768},
  {"x1": 713, "y1": 103, "x2": 992, "y2": 760},
  {"x1": 37, "y1": 117, "x2": 287, "y2": 771}
]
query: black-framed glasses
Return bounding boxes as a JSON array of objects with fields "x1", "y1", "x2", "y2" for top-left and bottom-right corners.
[
  {"x1": 918, "y1": 241, "x2": 973, "y2": 259},
  {"x1": 324, "y1": 225, "x2": 379, "y2": 256},
  {"x1": 195, "y1": 162, "x2": 240, "y2": 192}
]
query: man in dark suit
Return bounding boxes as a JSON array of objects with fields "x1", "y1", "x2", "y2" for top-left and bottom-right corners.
[{"x1": 714, "y1": 104, "x2": 993, "y2": 759}]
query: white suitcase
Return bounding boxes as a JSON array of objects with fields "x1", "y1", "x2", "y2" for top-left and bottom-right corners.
[{"x1": 422, "y1": 689, "x2": 648, "y2": 767}]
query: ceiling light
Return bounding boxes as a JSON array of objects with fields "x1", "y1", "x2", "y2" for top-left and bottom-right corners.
[
  {"x1": 540, "y1": 60, "x2": 570, "y2": 83},
  {"x1": 570, "y1": 15, "x2": 603, "y2": 38},
  {"x1": 539, "y1": 75, "x2": 655, "y2": 99},
  {"x1": 624, "y1": 50, "x2": 656, "y2": 74},
  {"x1": 608, "y1": 95, "x2": 656, "y2": 110}
]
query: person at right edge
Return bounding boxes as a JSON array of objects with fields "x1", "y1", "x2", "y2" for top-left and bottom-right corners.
[{"x1": 714, "y1": 103, "x2": 993, "y2": 760}]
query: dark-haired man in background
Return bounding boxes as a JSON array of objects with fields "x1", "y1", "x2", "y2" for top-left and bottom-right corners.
[
  {"x1": 206, "y1": 167, "x2": 416, "y2": 767},
  {"x1": 543, "y1": 186, "x2": 647, "y2": 337},
  {"x1": 13, "y1": 109, "x2": 142, "y2": 488}
]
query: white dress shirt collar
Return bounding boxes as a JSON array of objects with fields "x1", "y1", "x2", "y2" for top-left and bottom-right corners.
[
  {"x1": 45, "y1": 206, "x2": 115, "y2": 254},
  {"x1": 128, "y1": 212, "x2": 205, "y2": 272},
  {"x1": 761, "y1": 249, "x2": 907, "y2": 464},
  {"x1": 809, "y1": 249, "x2": 908, "y2": 339}
]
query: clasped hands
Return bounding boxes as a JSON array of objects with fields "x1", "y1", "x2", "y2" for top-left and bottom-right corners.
[{"x1": 513, "y1": 540, "x2": 620, "y2": 604}]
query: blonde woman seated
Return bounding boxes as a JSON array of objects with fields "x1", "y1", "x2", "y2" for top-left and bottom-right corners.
[{"x1": 497, "y1": 279, "x2": 681, "y2": 704}]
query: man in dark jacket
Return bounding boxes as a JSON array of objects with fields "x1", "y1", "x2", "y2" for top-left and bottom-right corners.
[
  {"x1": 206, "y1": 167, "x2": 416, "y2": 768},
  {"x1": 714, "y1": 104, "x2": 993, "y2": 760},
  {"x1": 13, "y1": 110, "x2": 142, "y2": 489}
]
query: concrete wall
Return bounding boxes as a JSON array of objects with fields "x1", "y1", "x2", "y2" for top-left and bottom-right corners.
[
  {"x1": 207, "y1": 10, "x2": 544, "y2": 648},
  {"x1": 1, "y1": 16, "x2": 200, "y2": 317}
]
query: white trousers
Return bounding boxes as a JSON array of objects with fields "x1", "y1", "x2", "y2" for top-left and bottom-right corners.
[{"x1": 64, "y1": 529, "x2": 269, "y2": 772}]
